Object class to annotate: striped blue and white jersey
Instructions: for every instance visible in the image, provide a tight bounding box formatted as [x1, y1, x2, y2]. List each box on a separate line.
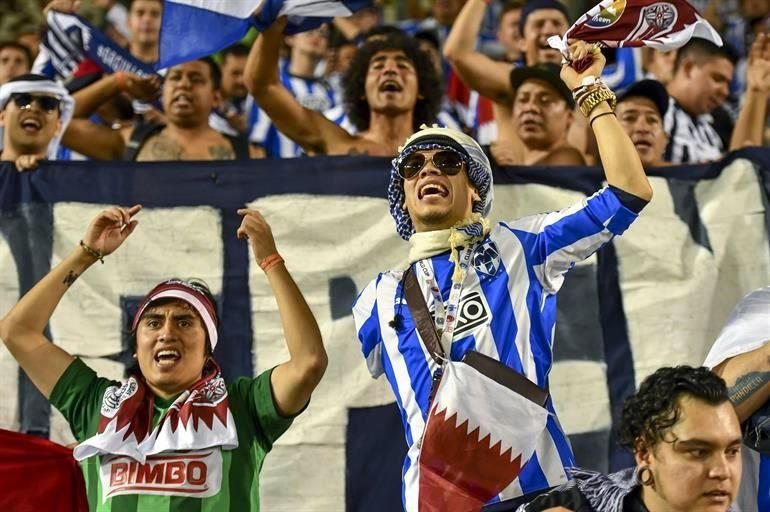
[247, 65, 336, 158]
[353, 187, 639, 510]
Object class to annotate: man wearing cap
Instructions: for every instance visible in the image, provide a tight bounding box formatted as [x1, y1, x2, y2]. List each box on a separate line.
[445, 0, 591, 164]
[0, 205, 327, 511]
[615, 79, 670, 169]
[508, 63, 585, 165]
[353, 41, 653, 509]
[0, 73, 74, 170]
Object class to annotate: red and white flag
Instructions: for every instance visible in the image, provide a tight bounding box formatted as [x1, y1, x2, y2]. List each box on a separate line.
[417, 361, 548, 511]
[548, 0, 722, 57]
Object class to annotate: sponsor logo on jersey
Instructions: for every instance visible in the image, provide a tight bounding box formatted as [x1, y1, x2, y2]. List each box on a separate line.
[453, 291, 491, 338]
[100, 449, 223, 500]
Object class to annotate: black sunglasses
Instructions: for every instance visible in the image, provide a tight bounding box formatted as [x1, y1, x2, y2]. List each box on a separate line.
[10, 93, 61, 113]
[398, 149, 465, 180]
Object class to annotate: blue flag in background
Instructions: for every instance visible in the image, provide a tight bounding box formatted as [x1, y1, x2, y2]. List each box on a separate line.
[158, 0, 374, 69]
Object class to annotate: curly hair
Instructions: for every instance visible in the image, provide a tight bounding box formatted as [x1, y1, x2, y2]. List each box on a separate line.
[342, 35, 442, 132]
[618, 365, 729, 452]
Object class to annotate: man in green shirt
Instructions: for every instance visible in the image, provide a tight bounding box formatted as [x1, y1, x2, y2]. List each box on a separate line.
[0, 204, 328, 511]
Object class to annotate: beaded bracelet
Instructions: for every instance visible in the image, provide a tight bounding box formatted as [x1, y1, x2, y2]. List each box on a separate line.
[80, 240, 105, 264]
[259, 253, 284, 273]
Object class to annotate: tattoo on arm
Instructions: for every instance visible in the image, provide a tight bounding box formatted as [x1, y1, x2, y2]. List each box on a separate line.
[208, 144, 235, 160]
[728, 371, 770, 405]
[63, 270, 79, 287]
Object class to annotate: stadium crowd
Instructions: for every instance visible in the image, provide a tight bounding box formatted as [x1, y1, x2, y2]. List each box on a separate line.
[0, 0, 768, 167]
[1, 1, 770, 512]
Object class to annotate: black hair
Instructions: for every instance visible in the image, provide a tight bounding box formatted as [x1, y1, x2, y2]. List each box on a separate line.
[500, 0, 525, 25]
[673, 39, 739, 72]
[342, 35, 442, 132]
[0, 41, 33, 70]
[197, 56, 222, 90]
[362, 25, 407, 42]
[618, 365, 730, 451]
[414, 29, 440, 52]
[221, 43, 250, 61]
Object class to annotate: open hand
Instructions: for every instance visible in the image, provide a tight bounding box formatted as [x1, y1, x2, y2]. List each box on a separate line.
[560, 40, 606, 90]
[82, 205, 141, 257]
[123, 73, 162, 101]
[747, 33, 770, 95]
[236, 208, 278, 263]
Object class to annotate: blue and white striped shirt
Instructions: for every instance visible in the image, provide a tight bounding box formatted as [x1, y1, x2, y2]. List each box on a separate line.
[353, 187, 639, 510]
[247, 65, 336, 158]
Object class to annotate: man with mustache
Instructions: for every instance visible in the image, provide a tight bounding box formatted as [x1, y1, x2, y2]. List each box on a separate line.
[444, 0, 588, 165]
[615, 79, 669, 169]
[245, 16, 441, 156]
[0, 73, 74, 170]
[62, 58, 257, 161]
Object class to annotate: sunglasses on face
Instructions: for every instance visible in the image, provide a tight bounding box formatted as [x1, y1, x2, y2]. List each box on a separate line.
[397, 150, 465, 180]
[10, 93, 61, 113]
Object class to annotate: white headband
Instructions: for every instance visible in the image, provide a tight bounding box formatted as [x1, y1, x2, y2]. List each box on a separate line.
[0, 79, 75, 159]
[136, 288, 220, 350]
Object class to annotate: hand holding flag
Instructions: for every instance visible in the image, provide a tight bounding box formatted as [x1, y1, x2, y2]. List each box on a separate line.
[548, 0, 723, 69]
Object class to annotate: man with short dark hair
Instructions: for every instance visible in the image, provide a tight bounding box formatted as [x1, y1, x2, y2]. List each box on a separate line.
[616, 79, 669, 169]
[126, 0, 162, 65]
[0, 73, 74, 170]
[212, 44, 250, 136]
[0, 42, 33, 85]
[63, 58, 257, 160]
[506, 63, 585, 165]
[664, 39, 737, 163]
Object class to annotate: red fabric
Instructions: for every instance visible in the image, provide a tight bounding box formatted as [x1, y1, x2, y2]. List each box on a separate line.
[73, 58, 102, 77]
[0, 429, 88, 511]
[567, 0, 719, 49]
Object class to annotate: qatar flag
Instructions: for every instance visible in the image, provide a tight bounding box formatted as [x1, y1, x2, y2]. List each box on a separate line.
[417, 360, 549, 511]
[548, 0, 722, 57]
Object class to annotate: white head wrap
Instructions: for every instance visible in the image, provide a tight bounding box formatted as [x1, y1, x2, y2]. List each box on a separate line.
[0, 75, 75, 159]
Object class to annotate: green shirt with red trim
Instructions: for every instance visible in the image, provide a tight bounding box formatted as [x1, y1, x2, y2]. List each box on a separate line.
[49, 358, 295, 512]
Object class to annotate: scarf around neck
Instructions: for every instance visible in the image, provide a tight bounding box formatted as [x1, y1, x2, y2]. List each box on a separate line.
[73, 359, 238, 463]
[408, 213, 491, 282]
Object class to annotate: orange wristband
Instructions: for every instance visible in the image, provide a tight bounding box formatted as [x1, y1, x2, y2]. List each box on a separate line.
[259, 253, 284, 272]
[115, 71, 127, 92]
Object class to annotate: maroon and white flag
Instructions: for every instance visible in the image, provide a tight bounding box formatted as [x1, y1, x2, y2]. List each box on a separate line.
[417, 361, 548, 511]
[548, 0, 722, 57]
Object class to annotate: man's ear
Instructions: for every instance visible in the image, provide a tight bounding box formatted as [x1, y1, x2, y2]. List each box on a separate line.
[634, 439, 652, 467]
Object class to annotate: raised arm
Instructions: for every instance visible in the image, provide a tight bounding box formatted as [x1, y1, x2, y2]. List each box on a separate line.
[72, 72, 160, 118]
[713, 342, 770, 422]
[245, 17, 348, 154]
[561, 42, 653, 201]
[443, 0, 514, 103]
[61, 118, 128, 160]
[730, 34, 770, 151]
[237, 209, 327, 416]
[0, 205, 141, 398]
